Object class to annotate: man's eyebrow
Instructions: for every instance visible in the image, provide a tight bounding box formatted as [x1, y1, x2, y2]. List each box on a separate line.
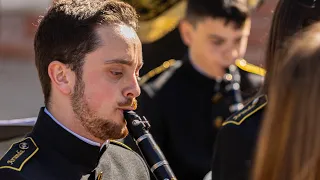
[104, 59, 133, 66]
[104, 59, 144, 69]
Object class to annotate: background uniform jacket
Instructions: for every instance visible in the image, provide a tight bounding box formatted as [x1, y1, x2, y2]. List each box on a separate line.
[125, 55, 265, 180]
[211, 94, 267, 180]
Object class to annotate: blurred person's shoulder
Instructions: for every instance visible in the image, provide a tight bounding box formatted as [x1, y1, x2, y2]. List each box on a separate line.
[222, 94, 267, 129]
[211, 94, 268, 180]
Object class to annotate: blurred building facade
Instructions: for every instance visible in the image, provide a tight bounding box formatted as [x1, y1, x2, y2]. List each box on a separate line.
[0, 0, 279, 63]
[0, 0, 278, 119]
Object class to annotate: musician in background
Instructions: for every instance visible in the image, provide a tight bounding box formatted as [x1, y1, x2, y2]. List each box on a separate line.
[211, 0, 320, 179]
[0, 0, 149, 179]
[123, 0, 188, 75]
[253, 22, 320, 180]
[130, 0, 264, 179]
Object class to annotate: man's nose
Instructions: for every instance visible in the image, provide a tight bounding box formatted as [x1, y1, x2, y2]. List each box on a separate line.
[224, 48, 239, 60]
[123, 76, 141, 98]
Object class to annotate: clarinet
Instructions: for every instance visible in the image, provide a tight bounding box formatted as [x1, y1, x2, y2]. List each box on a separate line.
[123, 110, 177, 180]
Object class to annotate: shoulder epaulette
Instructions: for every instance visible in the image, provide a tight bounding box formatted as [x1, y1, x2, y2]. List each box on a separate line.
[0, 137, 38, 171]
[235, 59, 266, 76]
[222, 95, 268, 126]
[140, 59, 182, 98]
[109, 140, 132, 151]
[139, 59, 177, 85]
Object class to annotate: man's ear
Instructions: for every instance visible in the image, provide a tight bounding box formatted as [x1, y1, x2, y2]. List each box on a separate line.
[179, 19, 194, 46]
[48, 61, 74, 95]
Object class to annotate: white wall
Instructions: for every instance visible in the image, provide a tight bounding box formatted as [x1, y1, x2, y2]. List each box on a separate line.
[0, 0, 51, 12]
[0, 0, 50, 120]
[0, 60, 44, 120]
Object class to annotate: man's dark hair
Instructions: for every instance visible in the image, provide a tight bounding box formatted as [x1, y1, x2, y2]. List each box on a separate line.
[34, 0, 138, 106]
[185, 0, 252, 28]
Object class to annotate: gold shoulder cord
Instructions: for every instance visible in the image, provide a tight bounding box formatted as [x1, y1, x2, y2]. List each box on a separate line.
[139, 59, 176, 85]
[109, 140, 132, 151]
[235, 59, 266, 76]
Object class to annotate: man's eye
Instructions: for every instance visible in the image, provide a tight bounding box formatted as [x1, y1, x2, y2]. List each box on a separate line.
[110, 71, 123, 76]
[212, 40, 224, 46]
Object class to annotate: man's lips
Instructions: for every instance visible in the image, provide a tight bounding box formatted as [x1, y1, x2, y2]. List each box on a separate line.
[118, 99, 138, 112]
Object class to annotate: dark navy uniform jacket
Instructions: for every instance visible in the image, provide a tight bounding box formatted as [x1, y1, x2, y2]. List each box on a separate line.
[211, 94, 267, 180]
[125, 55, 265, 180]
[0, 107, 149, 180]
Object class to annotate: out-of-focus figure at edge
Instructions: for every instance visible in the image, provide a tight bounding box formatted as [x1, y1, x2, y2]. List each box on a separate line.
[211, 0, 320, 180]
[253, 21, 320, 180]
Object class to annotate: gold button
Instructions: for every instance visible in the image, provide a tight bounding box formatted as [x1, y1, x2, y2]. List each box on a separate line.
[214, 116, 224, 128]
[225, 74, 233, 81]
[97, 171, 103, 180]
[212, 93, 223, 103]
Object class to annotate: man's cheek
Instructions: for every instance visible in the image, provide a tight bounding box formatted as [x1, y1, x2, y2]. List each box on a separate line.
[85, 90, 110, 111]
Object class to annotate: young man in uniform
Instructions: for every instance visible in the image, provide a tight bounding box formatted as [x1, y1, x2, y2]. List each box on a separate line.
[131, 0, 265, 179]
[0, 0, 150, 179]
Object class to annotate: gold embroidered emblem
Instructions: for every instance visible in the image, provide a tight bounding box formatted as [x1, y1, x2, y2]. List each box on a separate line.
[0, 137, 38, 171]
[222, 95, 267, 126]
[19, 142, 29, 150]
[7, 150, 25, 165]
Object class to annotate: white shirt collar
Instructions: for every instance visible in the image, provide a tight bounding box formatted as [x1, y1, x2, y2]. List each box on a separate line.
[44, 108, 101, 147]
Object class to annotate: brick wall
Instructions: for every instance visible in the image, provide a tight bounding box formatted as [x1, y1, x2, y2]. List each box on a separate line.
[245, 0, 279, 66]
[0, 0, 278, 66]
[0, 13, 38, 60]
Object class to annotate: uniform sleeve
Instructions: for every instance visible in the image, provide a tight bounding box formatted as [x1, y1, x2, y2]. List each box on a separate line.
[211, 125, 249, 180]
[0, 169, 28, 180]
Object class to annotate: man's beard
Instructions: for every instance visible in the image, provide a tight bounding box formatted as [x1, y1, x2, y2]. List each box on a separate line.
[71, 76, 128, 141]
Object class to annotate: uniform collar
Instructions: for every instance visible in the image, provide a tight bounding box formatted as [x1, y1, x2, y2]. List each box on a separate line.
[44, 108, 101, 147]
[186, 53, 227, 80]
[30, 107, 108, 174]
